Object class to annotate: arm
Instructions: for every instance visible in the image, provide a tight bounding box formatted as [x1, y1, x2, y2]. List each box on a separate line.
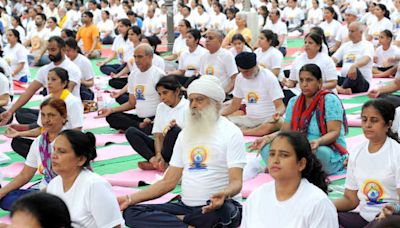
[112, 65, 129, 78]
[311, 120, 341, 149]
[163, 53, 178, 61]
[87, 35, 100, 55]
[81, 78, 94, 87]
[331, 40, 341, 54]
[0, 165, 36, 199]
[23, 38, 31, 48]
[222, 97, 242, 116]
[67, 81, 77, 92]
[154, 133, 164, 158]
[334, 189, 360, 211]
[167, 69, 185, 76]
[7, 127, 41, 138]
[96, 51, 117, 66]
[0, 94, 8, 106]
[322, 79, 337, 90]
[277, 34, 285, 49]
[37, 41, 48, 59]
[271, 68, 281, 77]
[202, 167, 243, 213]
[12, 62, 25, 78]
[285, 79, 297, 88]
[119, 166, 183, 208]
[4, 80, 42, 114]
[225, 74, 237, 94]
[348, 56, 371, 79]
[97, 93, 136, 118]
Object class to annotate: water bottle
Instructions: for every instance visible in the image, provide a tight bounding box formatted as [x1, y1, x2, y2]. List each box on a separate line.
[97, 91, 104, 110]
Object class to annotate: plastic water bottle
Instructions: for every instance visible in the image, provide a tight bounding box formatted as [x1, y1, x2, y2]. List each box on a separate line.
[97, 91, 104, 110]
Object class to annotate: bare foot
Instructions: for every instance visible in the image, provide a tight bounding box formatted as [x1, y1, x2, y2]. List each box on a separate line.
[337, 86, 352, 95]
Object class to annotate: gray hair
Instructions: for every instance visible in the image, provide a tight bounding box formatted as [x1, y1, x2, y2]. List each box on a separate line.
[349, 21, 364, 32]
[135, 43, 154, 57]
[236, 12, 248, 21]
[206, 29, 224, 41]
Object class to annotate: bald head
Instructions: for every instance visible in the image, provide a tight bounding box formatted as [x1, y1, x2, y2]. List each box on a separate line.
[348, 22, 364, 43]
[134, 43, 153, 72]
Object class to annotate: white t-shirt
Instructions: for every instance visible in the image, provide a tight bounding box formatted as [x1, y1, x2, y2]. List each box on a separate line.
[35, 58, 82, 98]
[332, 40, 374, 83]
[152, 97, 189, 134]
[282, 7, 304, 29]
[47, 169, 124, 228]
[254, 47, 283, 79]
[72, 54, 95, 82]
[199, 48, 238, 90]
[368, 18, 393, 46]
[233, 68, 284, 119]
[307, 7, 323, 26]
[26, 27, 50, 54]
[0, 73, 10, 109]
[242, 179, 338, 228]
[0, 57, 12, 96]
[263, 20, 288, 48]
[127, 65, 164, 118]
[335, 25, 349, 44]
[15, 25, 26, 43]
[48, 27, 62, 38]
[178, 45, 208, 77]
[345, 137, 400, 222]
[97, 19, 115, 39]
[37, 93, 83, 130]
[3, 43, 30, 80]
[320, 20, 342, 49]
[391, 10, 400, 35]
[172, 35, 188, 58]
[209, 12, 227, 30]
[170, 116, 247, 206]
[142, 16, 162, 36]
[111, 35, 133, 63]
[374, 45, 399, 68]
[229, 45, 252, 57]
[223, 19, 237, 34]
[289, 52, 338, 94]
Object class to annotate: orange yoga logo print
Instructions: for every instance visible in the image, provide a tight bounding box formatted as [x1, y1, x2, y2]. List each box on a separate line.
[362, 179, 385, 205]
[134, 85, 145, 100]
[247, 91, 259, 104]
[206, 65, 215, 75]
[189, 146, 208, 170]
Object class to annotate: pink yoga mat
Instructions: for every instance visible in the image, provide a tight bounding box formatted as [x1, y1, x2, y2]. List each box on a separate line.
[328, 174, 346, 181]
[244, 136, 260, 143]
[95, 134, 126, 146]
[112, 186, 178, 204]
[95, 145, 136, 161]
[0, 162, 25, 178]
[338, 92, 368, 99]
[0, 216, 11, 224]
[104, 169, 164, 187]
[241, 173, 273, 198]
[82, 116, 110, 130]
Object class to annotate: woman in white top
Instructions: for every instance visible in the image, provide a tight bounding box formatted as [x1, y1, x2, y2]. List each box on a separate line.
[306, 0, 323, 29]
[368, 4, 393, 47]
[242, 131, 338, 228]
[285, 32, 338, 96]
[334, 99, 400, 227]
[210, 2, 226, 30]
[46, 17, 62, 38]
[3, 29, 30, 82]
[0, 98, 67, 211]
[164, 19, 191, 62]
[48, 130, 123, 228]
[171, 29, 207, 86]
[361, 2, 378, 29]
[319, 7, 342, 51]
[195, 4, 210, 33]
[373, 30, 399, 78]
[98, 10, 115, 45]
[11, 15, 25, 43]
[223, 7, 237, 35]
[126, 76, 188, 171]
[229, 33, 252, 57]
[254, 29, 283, 78]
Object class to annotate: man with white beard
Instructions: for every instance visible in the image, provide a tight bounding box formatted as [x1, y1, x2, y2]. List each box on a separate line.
[118, 76, 247, 228]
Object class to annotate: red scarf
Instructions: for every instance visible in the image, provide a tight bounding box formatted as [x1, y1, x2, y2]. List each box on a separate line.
[291, 90, 348, 155]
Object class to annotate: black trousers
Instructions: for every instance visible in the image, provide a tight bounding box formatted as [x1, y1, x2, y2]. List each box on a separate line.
[109, 77, 128, 89]
[378, 93, 400, 108]
[80, 85, 94, 100]
[116, 93, 129, 105]
[341, 69, 370, 93]
[106, 112, 154, 134]
[15, 108, 39, 125]
[125, 125, 181, 162]
[11, 137, 33, 158]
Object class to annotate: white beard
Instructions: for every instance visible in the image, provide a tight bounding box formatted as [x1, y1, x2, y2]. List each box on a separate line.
[183, 104, 220, 140]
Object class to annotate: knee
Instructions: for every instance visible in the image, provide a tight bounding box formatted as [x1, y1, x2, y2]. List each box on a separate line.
[105, 113, 118, 124]
[125, 127, 141, 139]
[122, 205, 146, 227]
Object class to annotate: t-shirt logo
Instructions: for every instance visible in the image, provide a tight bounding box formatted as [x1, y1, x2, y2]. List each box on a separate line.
[5, 57, 11, 65]
[134, 84, 145, 100]
[362, 179, 385, 205]
[206, 65, 215, 75]
[31, 36, 41, 50]
[247, 91, 259, 104]
[396, 18, 400, 29]
[324, 31, 331, 38]
[189, 146, 208, 170]
[344, 54, 356, 63]
[117, 47, 124, 61]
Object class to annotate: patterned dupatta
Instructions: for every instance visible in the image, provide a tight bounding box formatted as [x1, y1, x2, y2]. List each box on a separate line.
[291, 89, 349, 155]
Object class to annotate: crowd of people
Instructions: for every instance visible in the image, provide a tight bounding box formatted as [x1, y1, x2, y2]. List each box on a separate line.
[0, 0, 398, 227]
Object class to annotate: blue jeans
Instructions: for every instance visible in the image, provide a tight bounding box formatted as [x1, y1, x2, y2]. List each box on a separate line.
[0, 188, 38, 211]
[123, 199, 242, 228]
[28, 55, 50, 67]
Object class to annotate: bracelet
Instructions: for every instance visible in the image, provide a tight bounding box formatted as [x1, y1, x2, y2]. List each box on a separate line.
[126, 194, 132, 204]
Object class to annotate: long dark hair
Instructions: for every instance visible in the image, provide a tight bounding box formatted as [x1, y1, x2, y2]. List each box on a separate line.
[231, 33, 252, 50]
[272, 131, 329, 193]
[305, 29, 325, 53]
[377, 3, 390, 20]
[260, 29, 279, 47]
[324, 6, 338, 21]
[8, 29, 21, 43]
[362, 99, 399, 143]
